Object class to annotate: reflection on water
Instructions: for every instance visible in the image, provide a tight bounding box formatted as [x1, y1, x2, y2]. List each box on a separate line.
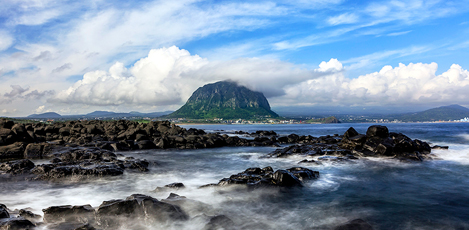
[1, 123, 469, 229]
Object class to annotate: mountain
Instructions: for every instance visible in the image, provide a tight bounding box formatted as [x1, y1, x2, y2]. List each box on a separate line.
[398, 104, 469, 122]
[86, 111, 117, 117]
[27, 112, 62, 119]
[24, 111, 173, 119]
[168, 81, 279, 119]
[84, 111, 173, 118]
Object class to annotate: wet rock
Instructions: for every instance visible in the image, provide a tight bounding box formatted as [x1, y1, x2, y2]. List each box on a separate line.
[298, 159, 321, 165]
[366, 125, 389, 139]
[32, 163, 124, 180]
[343, 127, 359, 139]
[24, 143, 51, 159]
[211, 166, 318, 188]
[0, 217, 36, 230]
[334, 219, 374, 230]
[166, 182, 185, 189]
[0, 204, 9, 219]
[95, 194, 188, 228]
[0, 119, 14, 129]
[431, 145, 449, 150]
[287, 167, 320, 181]
[43, 205, 95, 224]
[0, 142, 26, 159]
[18, 209, 41, 222]
[203, 215, 235, 230]
[0, 159, 35, 174]
[317, 156, 350, 163]
[162, 193, 215, 217]
[272, 169, 303, 187]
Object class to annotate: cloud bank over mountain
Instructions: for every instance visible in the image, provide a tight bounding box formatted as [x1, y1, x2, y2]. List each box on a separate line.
[53, 46, 469, 112]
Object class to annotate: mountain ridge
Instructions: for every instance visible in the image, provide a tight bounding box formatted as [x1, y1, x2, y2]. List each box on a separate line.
[168, 81, 279, 119]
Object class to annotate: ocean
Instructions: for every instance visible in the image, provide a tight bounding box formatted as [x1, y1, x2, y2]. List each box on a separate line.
[1, 123, 469, 229]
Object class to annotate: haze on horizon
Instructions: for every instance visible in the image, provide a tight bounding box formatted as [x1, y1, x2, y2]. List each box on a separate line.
[1, 0, 469, 117]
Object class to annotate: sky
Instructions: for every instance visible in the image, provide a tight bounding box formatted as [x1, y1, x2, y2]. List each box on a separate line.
[1, 0, 469, 116]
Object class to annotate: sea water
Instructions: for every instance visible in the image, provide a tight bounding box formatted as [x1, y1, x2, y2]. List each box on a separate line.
[1, 123, 469, 229]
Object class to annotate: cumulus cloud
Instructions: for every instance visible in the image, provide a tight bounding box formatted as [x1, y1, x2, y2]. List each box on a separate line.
[55, 46, 469, 109]
[54, 46, 209, 106]
[275, 62, 469, 107]
[54, 46, 339, 106]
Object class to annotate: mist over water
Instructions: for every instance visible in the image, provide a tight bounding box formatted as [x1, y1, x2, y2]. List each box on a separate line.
[2, 123, 469, 229]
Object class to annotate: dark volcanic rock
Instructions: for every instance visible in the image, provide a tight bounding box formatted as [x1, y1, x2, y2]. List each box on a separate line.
[0, 142, 26, 159]
[43, 205, 95, 224]
[0, 204, 9, 219]
[95, 194, 188, 228]
[18, 209, 41, 222]
[28, 147, 149, 181]
[366, 125, 389, 139]
[334, 219, 374, 230]
[209, 166, 319, 188]
[0, 217, 36, 230]
[0, 159, 35, 174]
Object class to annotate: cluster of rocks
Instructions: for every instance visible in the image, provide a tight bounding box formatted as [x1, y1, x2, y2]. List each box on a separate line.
[201, 166, 319, 188]
[0, 119, 287, 161]
[266, 125, 436, 162]
[0, 204, 37, 229]
[0, 193, 239, 230]
[0, 147, 149, 181]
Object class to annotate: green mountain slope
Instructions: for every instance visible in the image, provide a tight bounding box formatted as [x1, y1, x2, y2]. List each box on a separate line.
[168, 81, 279, 119]
[398, 104, 469, 121]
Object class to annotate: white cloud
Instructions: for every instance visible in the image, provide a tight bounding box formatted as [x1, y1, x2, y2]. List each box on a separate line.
[275, 62, 469, 107]
[327, 13, 359, 25]
[386, 30, 412, 36]
[0, 30, 14, 51]
[54, 46, 209, 106]
[54, 46, 338, 106]
[34, 105, 46, 114]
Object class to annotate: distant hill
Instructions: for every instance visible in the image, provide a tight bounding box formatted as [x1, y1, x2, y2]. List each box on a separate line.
[27, 112, 62, 119]
[25, 111, 172, 119]
[398, 104, 469, 122]
[305, 116, 341, 124]
[168, 81, 279, 119]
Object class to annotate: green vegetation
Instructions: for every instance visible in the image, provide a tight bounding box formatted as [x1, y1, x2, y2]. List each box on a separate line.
[168, 81, 279, 119]
[304, 116, 340, 124]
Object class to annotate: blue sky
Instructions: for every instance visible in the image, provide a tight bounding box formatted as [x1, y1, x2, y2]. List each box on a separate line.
[1, 0, 469, 116]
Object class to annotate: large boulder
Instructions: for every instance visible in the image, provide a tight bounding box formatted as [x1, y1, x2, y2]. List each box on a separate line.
[213, 166, 319, 188]
[0, 204, 9, 219]
[43, 205, 95, 224]
[0, 119, 14, 129]
[0, 142, 26, 159]
[366, 125, 389, 139]
[0, 217, 36, 230]
[24, 143, 51, 159]
[95, 194, 188, 228]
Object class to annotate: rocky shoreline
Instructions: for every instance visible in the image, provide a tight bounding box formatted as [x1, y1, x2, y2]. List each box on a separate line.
[0, 118, 444, 229]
